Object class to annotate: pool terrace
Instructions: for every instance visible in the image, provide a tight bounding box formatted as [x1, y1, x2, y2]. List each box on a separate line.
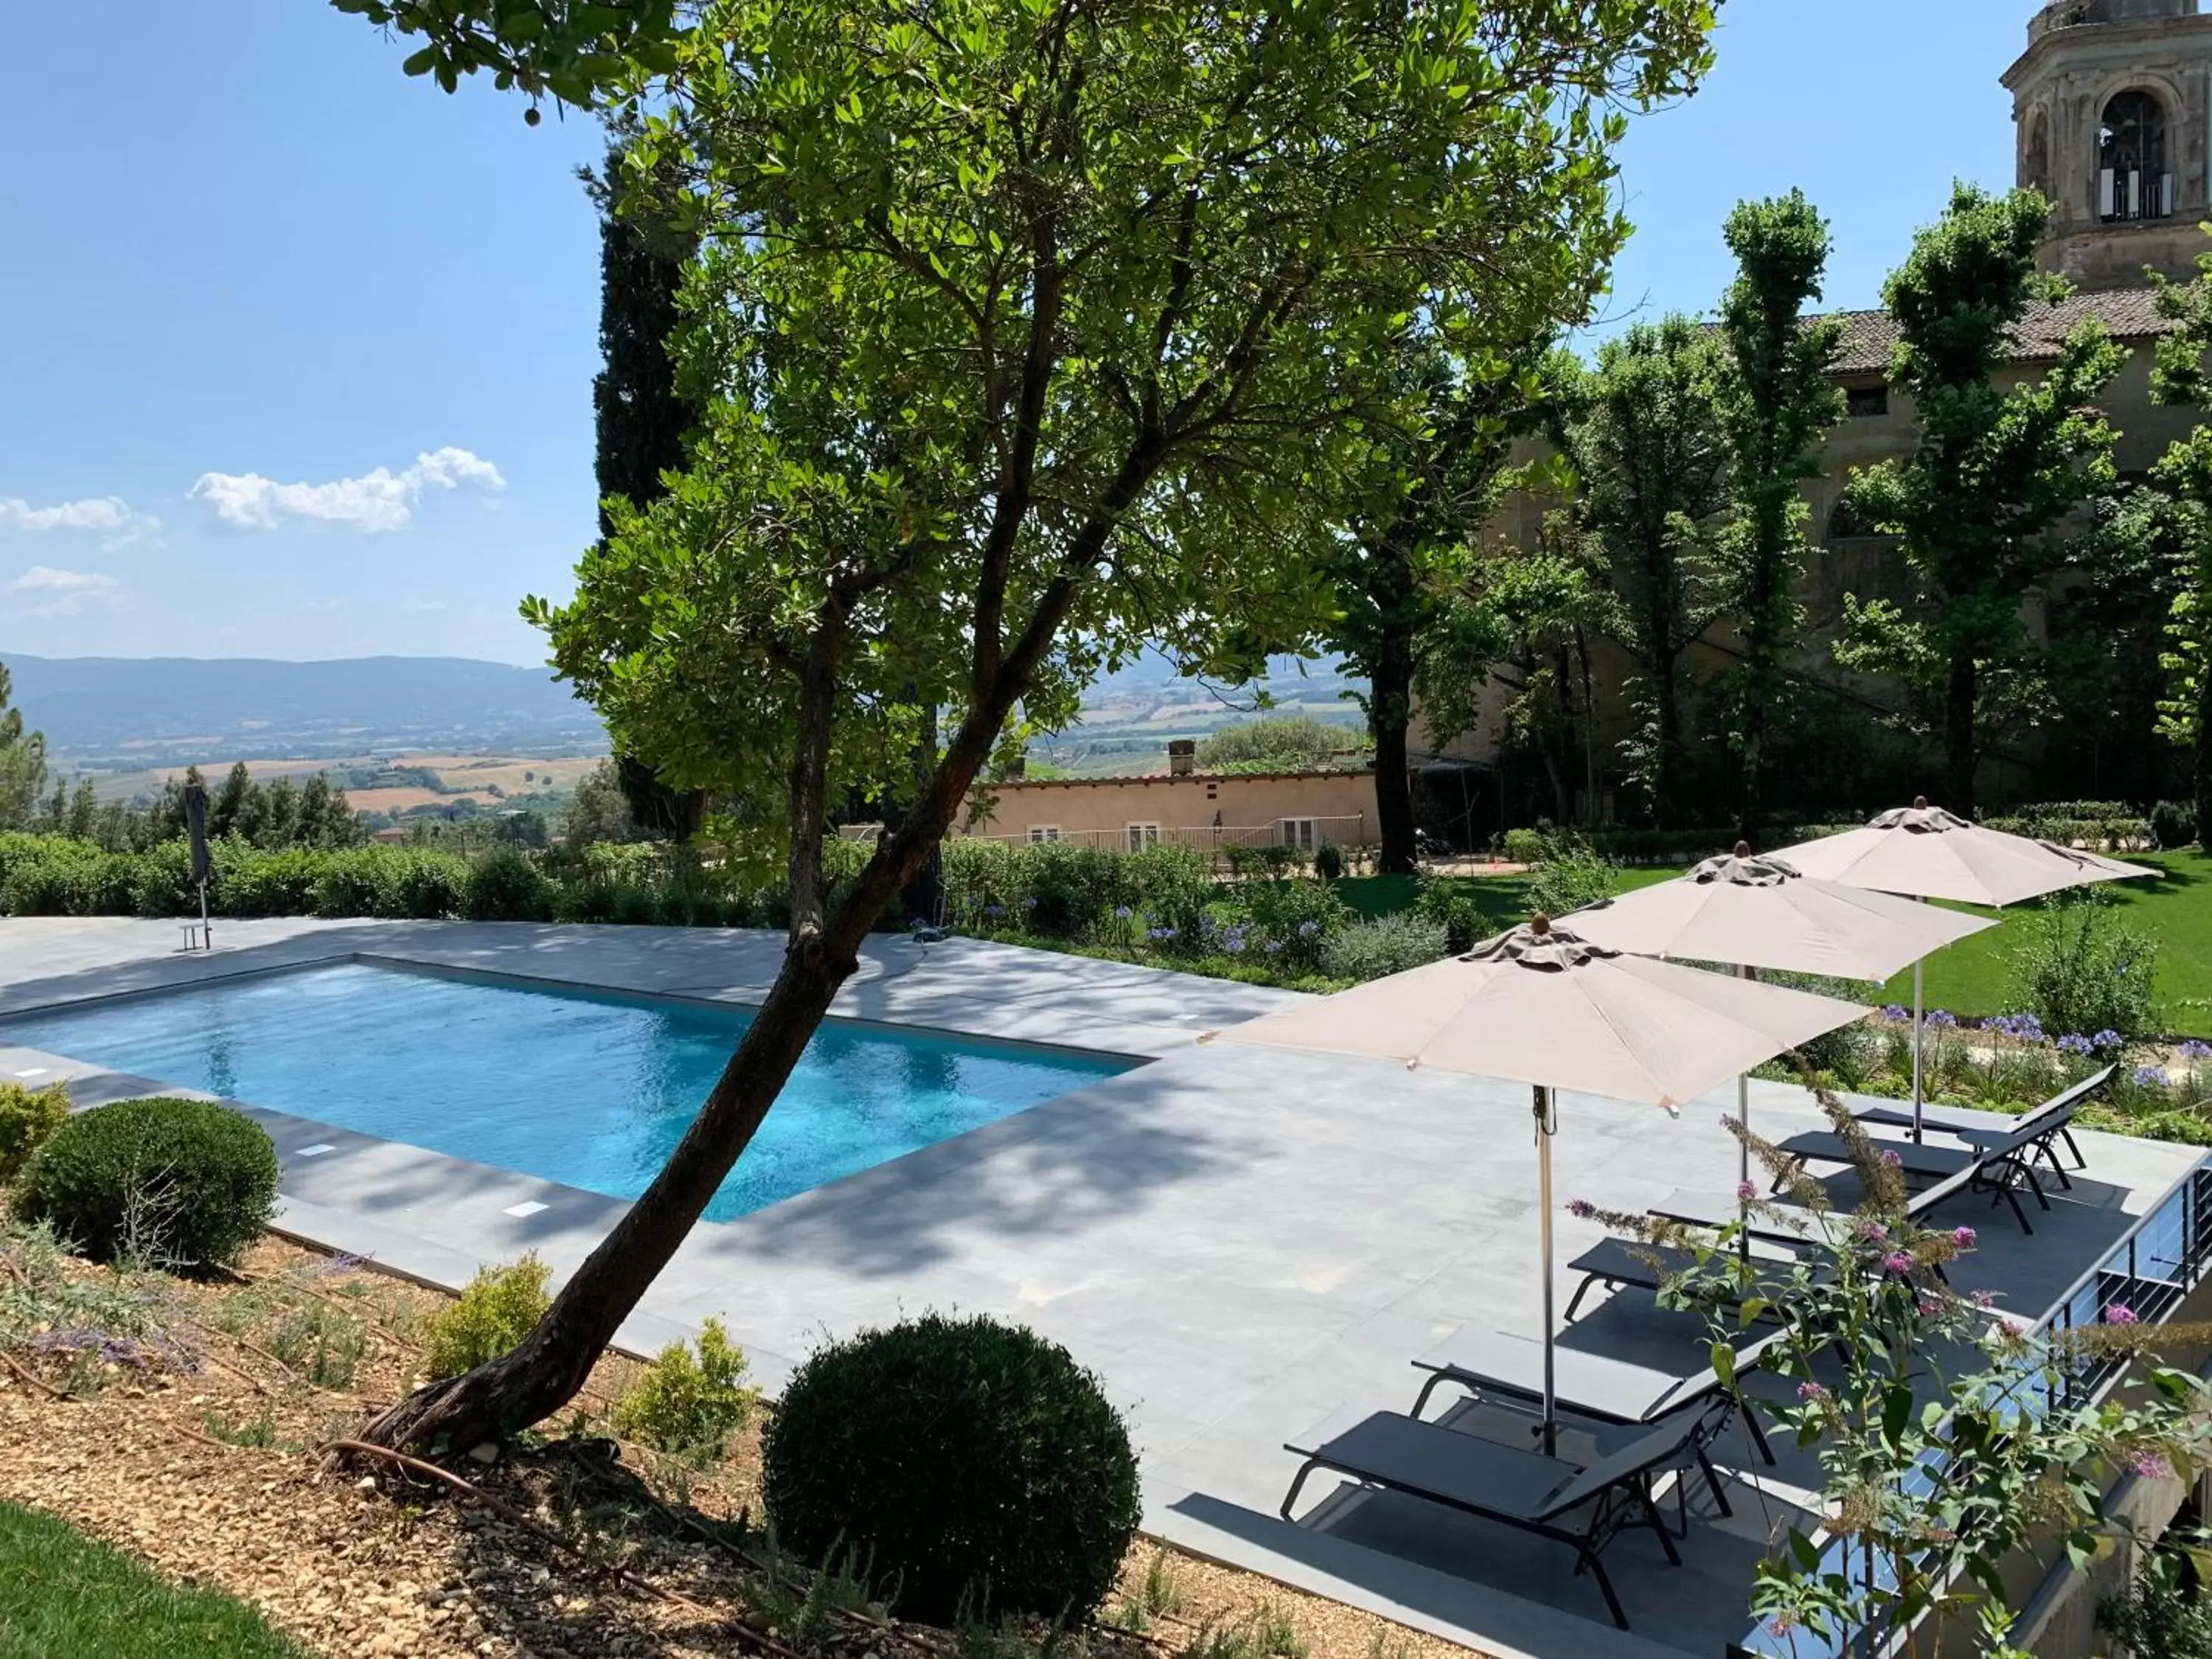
[1, 915, 2202, 1659]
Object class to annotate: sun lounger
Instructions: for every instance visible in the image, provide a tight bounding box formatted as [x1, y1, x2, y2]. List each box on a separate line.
[1773, 1091, 2090, 1234]
[1408, 1325, 1777, 1468]
[1562, 1234, 1806, 1324]
[1850, 1065, 2112, 1180]
[1280, 1408, 1697, 1628]
[1650, 1147, 1988, 1242]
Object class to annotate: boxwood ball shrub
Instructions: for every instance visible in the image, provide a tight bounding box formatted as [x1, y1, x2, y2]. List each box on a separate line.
[762, 1313, 1139, 1624]
[14, 1096, 278, 1267]
[0, 1080, 72, 1183]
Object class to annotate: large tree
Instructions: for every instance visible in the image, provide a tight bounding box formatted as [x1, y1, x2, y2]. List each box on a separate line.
[356, 0, 1717, 1455]
[1321, 341, 1559, 872]
[1565, 315, 1731, 827]
[0, 662, 47, 831]
[333, 0, 681, 109]
[2150, 229, 2212, 842]
[1711, 191, 1842, 841]
[1834, 184, 2125, 813]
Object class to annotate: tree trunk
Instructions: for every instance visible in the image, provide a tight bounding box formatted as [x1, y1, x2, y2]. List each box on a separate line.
[1652, 654, 1681, 829]
[353, 939, 859, 1454]
[1944, 646, 1978, 815]
[1369, 618, 1418, 875]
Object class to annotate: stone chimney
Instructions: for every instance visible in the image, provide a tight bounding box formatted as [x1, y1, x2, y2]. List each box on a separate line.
[1167, 740, 1197, 776]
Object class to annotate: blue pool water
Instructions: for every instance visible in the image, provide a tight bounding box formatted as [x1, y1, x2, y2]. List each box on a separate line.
[0, 964, 1133, 1220]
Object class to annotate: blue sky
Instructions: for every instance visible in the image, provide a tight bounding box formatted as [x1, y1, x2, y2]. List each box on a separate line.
[0, 1, 2025, 667]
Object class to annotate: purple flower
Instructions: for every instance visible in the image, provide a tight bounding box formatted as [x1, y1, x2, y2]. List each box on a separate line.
[1879, 1148, 1904, 1168]
[2135, 1065, 2169, 1088]
[2183, 1040, 2212, 1062]
[1952, 1226, 1978, 1250]
[1795, 1381, 1829, 1402]
[1918, 1294, 1943, 1317]
[1882, 1004, 1910, 1022]
[1883, 1251, 1916, 1276]
[1927, 1009, 1958, 1030]
[2058, 1033, 2093, 1056]
[1263, 940, 1283, 955]
[1567, 1198, 1596, 1219]
[2107, 1303, 2140, 1326]
[1113, 904, 1133, 919]
[1020, 897, 1037, 910]
[1146, 926, 1178, 942]
[1859, 1220, 1890, 1242]
[2008, 1014, 2045, 1043]
[2129, 1451, 2176, 1481]
[1735, 1180, 1757, 1203]
[1969, 1288, 1997, 1308]
[983, 903, 1007, 919]
[2093, 1029, 2125, 1051]
[1297, 919, 1321, 938]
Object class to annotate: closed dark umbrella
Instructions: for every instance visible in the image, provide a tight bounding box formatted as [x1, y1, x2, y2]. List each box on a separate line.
[182, 777, 212, 947]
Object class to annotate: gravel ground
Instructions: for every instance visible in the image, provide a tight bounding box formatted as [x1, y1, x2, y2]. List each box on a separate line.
[0, 1234, 1481, 1659]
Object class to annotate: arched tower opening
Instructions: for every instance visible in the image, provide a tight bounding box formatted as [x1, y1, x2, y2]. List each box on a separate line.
[2098, 88, 2174, 221]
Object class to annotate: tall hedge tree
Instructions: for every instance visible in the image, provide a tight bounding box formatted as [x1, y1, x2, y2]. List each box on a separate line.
[355, 0, 1717, 1455]
[1565, 315, 1731, 827]
[1834, 184, 2125, 813]
[1713, 191, 1843, 842]
[0, 663, 47, 831]
[2150, 231, 2212, 843]
[590, 150, 709, 841]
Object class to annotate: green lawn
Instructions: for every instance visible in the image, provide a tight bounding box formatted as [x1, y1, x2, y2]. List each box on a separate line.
[1345, 851, 2212, 1034]
[0, 1503, 308, 1659]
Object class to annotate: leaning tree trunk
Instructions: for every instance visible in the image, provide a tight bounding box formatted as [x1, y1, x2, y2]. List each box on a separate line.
[1944, 647, 1978, 816]
[1368, 619, 1419, 876]
[355, 939, 861, 1454]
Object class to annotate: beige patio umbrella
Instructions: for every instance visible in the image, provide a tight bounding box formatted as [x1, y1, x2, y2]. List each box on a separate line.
[1567, 844, 1997, 1178]
[1778, 799, 2155, 1130]
[1205, 917, 1868, 1453]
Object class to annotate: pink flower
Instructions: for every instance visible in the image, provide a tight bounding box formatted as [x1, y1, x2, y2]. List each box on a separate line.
[1952, 1226, 1977, 1249]
[1884, 1251, 1916, 1276]
[1736, 1180, 1757, 1203]
[1797, 1381, 1829, 1401]
[1918, 1295, 1943, 1317]
[1859, 1220, 1889, 1242]
[1879, 1149, 1904, 1168]
[2129, 1451, 2175, 1481]
[2107, 1304, 2141, 1326]
[1969, 1289, 1997, 1308]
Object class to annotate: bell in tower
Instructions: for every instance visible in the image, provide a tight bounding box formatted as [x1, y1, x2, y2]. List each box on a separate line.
[2004, 0, 2212, 289]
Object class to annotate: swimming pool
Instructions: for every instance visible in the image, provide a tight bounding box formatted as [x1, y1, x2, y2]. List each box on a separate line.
[0, 963, 1135, 1220]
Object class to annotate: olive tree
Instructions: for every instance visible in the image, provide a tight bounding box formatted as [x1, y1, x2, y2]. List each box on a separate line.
[358, 0, 1717, 1455]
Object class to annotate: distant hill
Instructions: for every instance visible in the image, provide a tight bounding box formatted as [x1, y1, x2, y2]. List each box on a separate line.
[1, 654, 606, 770]
[1031, 651, 1368, 776]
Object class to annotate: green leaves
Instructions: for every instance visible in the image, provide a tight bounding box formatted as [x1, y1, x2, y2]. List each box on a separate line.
[335, 0, 681, 111]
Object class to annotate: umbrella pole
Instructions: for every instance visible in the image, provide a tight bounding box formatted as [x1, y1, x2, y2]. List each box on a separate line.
[1911, 956, 1924, 1141]
[198, 879, 211, 952]
[1534, 1082, 1557, 1458]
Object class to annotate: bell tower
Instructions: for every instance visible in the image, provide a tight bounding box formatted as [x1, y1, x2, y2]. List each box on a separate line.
[2004, 0, 2212, 289]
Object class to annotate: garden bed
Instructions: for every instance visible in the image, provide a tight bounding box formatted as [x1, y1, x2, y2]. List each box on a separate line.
[0, 1225, 1475, 1659]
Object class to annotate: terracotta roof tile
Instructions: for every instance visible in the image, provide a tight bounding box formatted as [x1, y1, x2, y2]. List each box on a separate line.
[1826, 285, 2176, 376]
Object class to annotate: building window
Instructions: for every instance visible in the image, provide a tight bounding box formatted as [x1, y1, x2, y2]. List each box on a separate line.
[1126, 822, 1161, 851]
[1027, 825, 1062, 844]
[1280, 817, 1317, 852]
[1846, 384, 1888, 419]
[2099, 90, 2172, 223]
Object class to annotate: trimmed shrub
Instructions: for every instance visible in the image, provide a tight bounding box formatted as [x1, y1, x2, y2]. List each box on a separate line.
[463, 847, 554, 922]
[14, 1097, 278, 1267]
[2152, 799, 2198, 851]
[1320, 913, 1448, 982]
[0, 1080, 71, 1183]
[1523, 827, 1616, 919]
[422, 1254, 551, 1380]
[611, 1318, 758, 1458]
[762, 1313, 1139, 1624]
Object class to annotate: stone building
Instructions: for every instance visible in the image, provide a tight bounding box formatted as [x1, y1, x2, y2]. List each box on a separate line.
[1421, 0, 2210, 823]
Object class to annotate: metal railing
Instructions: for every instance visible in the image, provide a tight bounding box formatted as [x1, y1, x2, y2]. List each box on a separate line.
[1726, 1154, 2212, 1658]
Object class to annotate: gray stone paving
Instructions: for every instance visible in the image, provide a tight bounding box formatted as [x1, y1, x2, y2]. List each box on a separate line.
[0, 916, 2199, 1658]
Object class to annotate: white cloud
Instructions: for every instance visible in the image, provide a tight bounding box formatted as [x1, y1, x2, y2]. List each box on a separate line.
[7, 566, 125, 618]
[0, 495, 161, 551]
[189, 446, 506, 534]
